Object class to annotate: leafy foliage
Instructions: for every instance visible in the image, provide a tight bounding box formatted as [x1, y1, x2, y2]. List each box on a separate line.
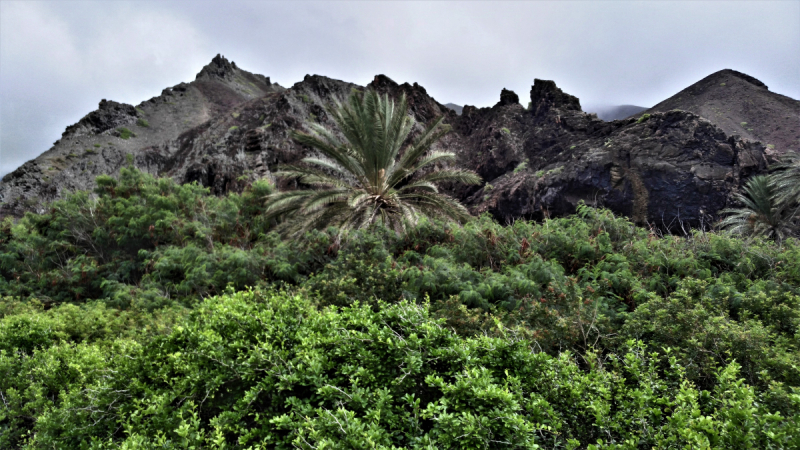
[0, 167, 275, 306]
[720, 152, 800, 242]
[771, 151, 800, 223]
[719, 175, 796, 243]
[3, 290, 798, 449]
[265, 89, 480, 237]
[2, 169, 800, 447]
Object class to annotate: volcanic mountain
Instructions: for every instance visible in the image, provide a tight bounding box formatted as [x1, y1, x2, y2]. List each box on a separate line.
[637, 69, 800, 157]
[1, 56, 793, 231]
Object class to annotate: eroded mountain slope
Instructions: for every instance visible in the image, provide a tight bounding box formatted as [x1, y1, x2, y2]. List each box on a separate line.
[638, 69, 799, 156]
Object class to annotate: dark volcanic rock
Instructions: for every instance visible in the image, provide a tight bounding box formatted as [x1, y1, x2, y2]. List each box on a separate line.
[0, 55, 279, 218]
[530, 79, 582, 115]
[368, 75, 456, 124]
[498, 89, 520, 106]
[457, 83, 768, 230]
[62, 100, 138, 138]
[196, 54, 238, 81]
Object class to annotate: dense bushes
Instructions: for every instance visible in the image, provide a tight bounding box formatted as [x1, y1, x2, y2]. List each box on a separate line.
[1, 168, 799, 447]
[2, 290, 798, 449]
[0, 167, 274, 305]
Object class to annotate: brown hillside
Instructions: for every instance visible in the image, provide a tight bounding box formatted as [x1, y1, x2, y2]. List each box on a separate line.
[639, 69, 800, 156]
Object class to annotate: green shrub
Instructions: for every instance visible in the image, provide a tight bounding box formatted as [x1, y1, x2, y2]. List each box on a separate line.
[136, 118, 149, 128]
[3, 170, 800, 447]
[117, 127, 135, 139]
[4, 290, 797, 448]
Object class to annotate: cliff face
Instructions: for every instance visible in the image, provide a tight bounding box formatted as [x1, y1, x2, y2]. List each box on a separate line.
[442, 79, 768, 229]
[1, 57, 789, 231]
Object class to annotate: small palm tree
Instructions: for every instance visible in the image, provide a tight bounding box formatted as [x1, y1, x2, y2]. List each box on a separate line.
[264, 89, 480, 237]
[771, 151, 800, 224]
[718, 175, 794, 243]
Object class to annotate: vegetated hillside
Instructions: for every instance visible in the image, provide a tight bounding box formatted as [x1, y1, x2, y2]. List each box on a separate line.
[1, 168, 799, 448]
[638, 69, 800, 156]
[589, 104, 648, 121]
[2, 58, 790, 230]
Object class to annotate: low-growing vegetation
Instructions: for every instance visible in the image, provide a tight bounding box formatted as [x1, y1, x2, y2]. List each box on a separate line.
[1, 166, 799, 448]
[117, 127, 135, 139]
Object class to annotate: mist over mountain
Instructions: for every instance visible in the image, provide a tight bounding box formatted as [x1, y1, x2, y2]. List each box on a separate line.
[2, 56, 796, 231]
[444, 103, 463, 115]
[587, 105, 649, 121]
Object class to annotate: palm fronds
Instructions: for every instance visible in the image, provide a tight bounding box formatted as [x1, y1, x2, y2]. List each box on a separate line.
[265, 89, 481, 237]
[719, 175, 795, 243]
[770, 151, 800, 222]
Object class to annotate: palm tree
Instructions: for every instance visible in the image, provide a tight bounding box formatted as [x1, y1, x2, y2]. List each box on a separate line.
[771, 151, 800, 224]
[264, 89, 480, 237]
[718, 175, 795, 243]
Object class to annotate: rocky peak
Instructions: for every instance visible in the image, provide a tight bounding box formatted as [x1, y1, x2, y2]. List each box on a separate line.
[369, 74, 400, 91]
[497, 88, 520, 107]
[61, 99, 137, 138]
[529, 79, 581, 115]
[718, 69, 767, 89]
[367, 75, 451, 123]
[196, 54, 238, 81]
[294, 74, 358, 99]
[640, 68, 798, 155]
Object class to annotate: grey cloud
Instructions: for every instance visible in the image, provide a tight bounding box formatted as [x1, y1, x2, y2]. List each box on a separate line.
[2, 0, 798, 177]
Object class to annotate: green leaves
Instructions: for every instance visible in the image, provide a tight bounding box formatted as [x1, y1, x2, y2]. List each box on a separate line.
[2, 168, 800, 448]
[4, 290, 797, 448]
[720, 152, 800, 243]
[267, 89, 480, 237]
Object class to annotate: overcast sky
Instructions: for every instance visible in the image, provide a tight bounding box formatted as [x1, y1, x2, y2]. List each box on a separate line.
[1, 0, 799, 177]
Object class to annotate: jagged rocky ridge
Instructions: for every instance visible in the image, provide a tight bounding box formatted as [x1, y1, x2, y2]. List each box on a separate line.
[2, 56, 795, 230]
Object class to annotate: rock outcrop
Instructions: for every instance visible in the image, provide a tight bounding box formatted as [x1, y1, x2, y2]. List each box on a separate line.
[61, 100, 138, 138]
[447, 80, 770, 229]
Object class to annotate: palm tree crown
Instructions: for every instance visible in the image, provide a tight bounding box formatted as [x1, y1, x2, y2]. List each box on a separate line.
[264, 89, 480, 236]
[771, 151, 800, 224]
[718, 174, 795, 243]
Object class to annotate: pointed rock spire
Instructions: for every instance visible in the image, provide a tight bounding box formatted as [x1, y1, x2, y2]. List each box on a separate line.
[196, 54, 238, 81]
[529, 79, 581, 115]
